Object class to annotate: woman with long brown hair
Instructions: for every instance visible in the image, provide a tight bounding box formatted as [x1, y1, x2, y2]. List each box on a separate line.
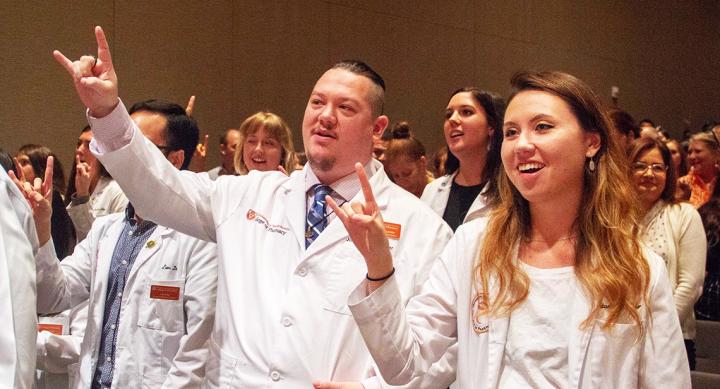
[330, 71, 689, 387]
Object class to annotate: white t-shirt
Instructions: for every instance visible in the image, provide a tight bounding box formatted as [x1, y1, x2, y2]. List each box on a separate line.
[498, 263, 577, 389]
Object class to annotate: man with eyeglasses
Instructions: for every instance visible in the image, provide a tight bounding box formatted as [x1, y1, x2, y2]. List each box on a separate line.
[22, 99, 217, 388]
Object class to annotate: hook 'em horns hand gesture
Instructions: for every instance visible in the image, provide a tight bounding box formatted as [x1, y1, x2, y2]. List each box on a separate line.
[54, 26, 119, 118]
[326, 163, 394, 291]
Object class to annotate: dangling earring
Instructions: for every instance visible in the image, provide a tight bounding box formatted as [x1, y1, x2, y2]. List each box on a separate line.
[588, 158, 596, 172]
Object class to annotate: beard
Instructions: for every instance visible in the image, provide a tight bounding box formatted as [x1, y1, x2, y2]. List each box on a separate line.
[307, 152, 336, 173]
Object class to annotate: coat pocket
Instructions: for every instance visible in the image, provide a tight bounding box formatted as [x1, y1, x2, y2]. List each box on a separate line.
[137, 278, 185, 333]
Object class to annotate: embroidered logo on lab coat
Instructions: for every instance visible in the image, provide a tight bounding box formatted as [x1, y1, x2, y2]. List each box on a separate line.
[472, 294, 489, 334]
[246, 208, 289, 235]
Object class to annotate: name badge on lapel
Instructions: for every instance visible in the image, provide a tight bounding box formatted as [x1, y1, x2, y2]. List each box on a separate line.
[150, 285, 181, 300]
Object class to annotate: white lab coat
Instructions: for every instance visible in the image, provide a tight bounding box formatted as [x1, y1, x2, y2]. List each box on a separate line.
[349, 218, 691, 389]
[66, 176, 128, 240]
[89, 102, 454, 388]
[420, 172, 490, 224]
[36, 302, 89, 389]
[0, 168, 38, 389]
[35, 213, 217, 388]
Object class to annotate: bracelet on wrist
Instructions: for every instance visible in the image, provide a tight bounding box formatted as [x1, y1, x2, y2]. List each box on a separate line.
[366, 267, 395, 282]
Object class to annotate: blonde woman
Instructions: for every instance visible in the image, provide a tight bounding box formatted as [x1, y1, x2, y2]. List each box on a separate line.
[233, 111, 297, 175]
[330, 71, 689, 387]
[677, 131, 720, 208]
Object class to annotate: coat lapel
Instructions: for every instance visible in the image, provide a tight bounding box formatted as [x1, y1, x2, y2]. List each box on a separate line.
[282, 169, 309, 252]
[126, 226, 169, 285]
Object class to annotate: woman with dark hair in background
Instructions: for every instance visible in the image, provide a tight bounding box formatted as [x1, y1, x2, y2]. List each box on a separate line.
[383, 121, 432, 198]
[628, 137, 706, 369]
[16, 144, 76, 258]
[665, 138, 689, 178]
[66, 125, 128, 240]
[696, 182, 720, 321]
[421, 87, 506, 231]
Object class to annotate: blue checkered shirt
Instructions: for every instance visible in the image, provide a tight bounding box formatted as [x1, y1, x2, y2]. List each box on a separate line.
[92, 204, 157, 389]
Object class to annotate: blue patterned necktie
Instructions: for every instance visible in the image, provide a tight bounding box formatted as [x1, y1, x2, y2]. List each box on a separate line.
[305, 184, 332, 248]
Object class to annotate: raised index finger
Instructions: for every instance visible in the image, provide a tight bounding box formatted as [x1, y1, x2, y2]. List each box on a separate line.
[42, 156, 54, 196]
[354, 162, 377, 209]
[95, 26, 113, 65]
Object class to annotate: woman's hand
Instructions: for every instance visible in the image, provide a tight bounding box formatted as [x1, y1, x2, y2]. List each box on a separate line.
[74, 155, 93, 197]
[9, 157, 54, 246]
[327, 163, 393, 292]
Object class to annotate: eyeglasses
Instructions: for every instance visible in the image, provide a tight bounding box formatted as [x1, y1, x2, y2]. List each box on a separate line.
[632, 162, 667, 174]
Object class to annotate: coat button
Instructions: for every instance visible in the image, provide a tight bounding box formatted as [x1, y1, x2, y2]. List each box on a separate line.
[282, 317, 292, 327]
[270, 371, 281, 381]
[297, 267, 308, 277]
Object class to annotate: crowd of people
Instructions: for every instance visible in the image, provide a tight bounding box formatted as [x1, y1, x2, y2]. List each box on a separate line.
[1, 25, 719, 388]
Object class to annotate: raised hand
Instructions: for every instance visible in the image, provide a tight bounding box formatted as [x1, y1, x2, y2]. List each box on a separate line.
[53, 26, 118, 118]
[74, 155, 93, 197]
[9, 157, 54, 245]
[312, 380, 365, 389]
[188, 134, 209, 172]
[326, 163, 393, 288]
[185, 95, 196, 116]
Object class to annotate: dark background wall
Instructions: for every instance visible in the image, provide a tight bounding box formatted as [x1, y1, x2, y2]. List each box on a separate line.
[1, 0, 719, 172]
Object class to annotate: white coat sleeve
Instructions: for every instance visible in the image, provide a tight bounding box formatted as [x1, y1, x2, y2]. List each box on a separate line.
[35, 218, 102, 314]
[639, 254, 691, 388]
[672, 205, 706, 322]
[161, 239, 218, 388]
[88, 101, 220, 242]
[348, 229, 465, 385]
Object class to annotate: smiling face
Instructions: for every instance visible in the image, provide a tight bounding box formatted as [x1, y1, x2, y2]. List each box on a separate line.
[242, 127, 283, 172]
[501, 90, 600, 206]
[631, 147, 667, 208]
[302, 68, 387, 183]
[443, 91, 493, 160]
[687, 139, 720, 179]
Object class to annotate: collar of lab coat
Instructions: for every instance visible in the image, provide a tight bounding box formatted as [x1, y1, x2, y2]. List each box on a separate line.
[484, 242, 592, 389]
[94, 222, 174, 307]
[281, 159, 390, 257]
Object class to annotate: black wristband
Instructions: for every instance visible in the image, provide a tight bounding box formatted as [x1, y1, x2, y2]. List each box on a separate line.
[366, 267, 395, 282]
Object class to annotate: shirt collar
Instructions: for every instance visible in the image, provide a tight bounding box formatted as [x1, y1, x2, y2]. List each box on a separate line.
[124, 203, 157, 229]
[304, 160, 378, 202]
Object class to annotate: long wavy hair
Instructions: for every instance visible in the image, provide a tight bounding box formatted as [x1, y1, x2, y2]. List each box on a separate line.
[474, 71, 649, 334]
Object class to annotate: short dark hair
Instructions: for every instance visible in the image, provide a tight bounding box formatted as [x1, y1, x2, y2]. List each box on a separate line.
[128, 99, 199, 170]
[219, 128, 239, 145]
[639, 118, 655, 127]
[330, 60, 385, 117]
[608, 108, 640, 138]
[0, 147, 13, 172]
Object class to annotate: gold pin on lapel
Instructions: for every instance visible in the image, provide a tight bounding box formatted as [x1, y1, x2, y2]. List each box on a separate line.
[146, 240, 156, 249]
